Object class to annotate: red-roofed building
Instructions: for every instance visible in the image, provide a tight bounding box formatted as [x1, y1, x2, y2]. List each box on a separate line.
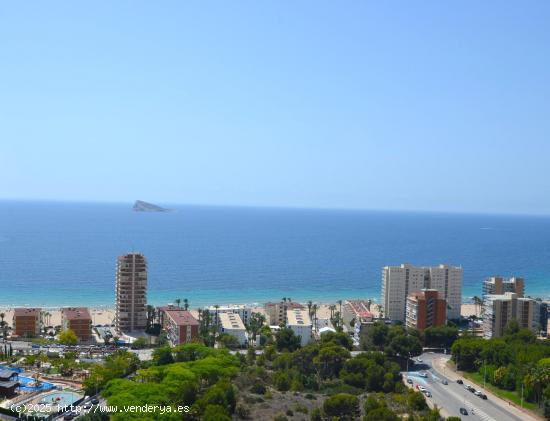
[406, 289, 446, 330]
[158, 307, 199, 346]
[61, 307, 92, 342]
[13, 308, 41, 337]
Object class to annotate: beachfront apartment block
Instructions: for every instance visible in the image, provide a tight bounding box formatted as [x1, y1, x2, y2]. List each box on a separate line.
[482, 292, 537, 338]
[61, 307, 92, 342]
[381, 263, 462, 322]
[206, 304, 252, 326]
[286, 309, 312, 347]
[159, 307, 199, 346]
[219, 312, 247, 346]
[115, 252, 148, 333]
[405, 289, 446, 330]
[342, 300, 375, 340]
[482, 276, 524, 299]
[12, 308, 41, 338]
[265, 301, 305, 325]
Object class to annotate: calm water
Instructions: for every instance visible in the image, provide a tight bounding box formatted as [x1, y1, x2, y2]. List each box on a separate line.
[1, 200, 549, 308]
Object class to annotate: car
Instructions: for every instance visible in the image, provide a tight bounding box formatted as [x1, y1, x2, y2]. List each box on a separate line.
[468, 386, 476, 393]
[424, 391, 432, 397]
[82, 403, 92, 410]
[480, 394, 488, 400]
[419, 372, 428, 378]
[474, 390, 482, 396]
[63, 413, 77, 420]
[460, 407, 469, 415]
[417, 358, 423, 362]
[91, 397, 100, 405]
[456, 379, 463, 384]
[418, 386, 426, 392]
[442, 379, 448, 385]
[407, 378, 413, 384]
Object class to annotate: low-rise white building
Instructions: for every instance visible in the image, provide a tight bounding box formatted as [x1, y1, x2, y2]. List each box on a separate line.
[219, 312, 247, 346]
[287, 309, 312, 347]
[206, 305, 252, 326]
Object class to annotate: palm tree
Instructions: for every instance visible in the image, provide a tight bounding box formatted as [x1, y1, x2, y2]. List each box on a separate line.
[183, 299, 189, 311]
[307, 300, 313, 319]
[329, 305, 336, 320]
[214, 305, 220, 326]
[175, 298, 181, 308]
[312, 304, 319, 331]
[472, 296, 483, 317]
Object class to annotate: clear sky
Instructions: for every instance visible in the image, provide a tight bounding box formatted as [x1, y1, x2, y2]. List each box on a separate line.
[1, 1, 549, 214]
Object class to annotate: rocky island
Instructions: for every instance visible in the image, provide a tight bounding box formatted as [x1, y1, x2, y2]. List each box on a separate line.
[133, 200, 170, 212]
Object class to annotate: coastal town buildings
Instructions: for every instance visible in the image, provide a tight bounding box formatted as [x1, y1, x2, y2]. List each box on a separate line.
[61, 307, 92, 342]
[286, 309, 312, 347]
[381, 263, 463, 322]
[158, 306, 199, 346]
[206, 304, 252, 326]
[12, 308, 41, 338]
[115, 252, 148, 333]
[342, 300, 375, 342]
[405, 289, 446, 330]
[482, 292, 537, 338]
[482, 276, 524, 299]
[219, 312, 247, 346]
[265, 300, 304, 325]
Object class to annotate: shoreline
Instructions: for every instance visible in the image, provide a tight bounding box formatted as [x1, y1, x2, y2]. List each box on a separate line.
[0, 303, 483, 328]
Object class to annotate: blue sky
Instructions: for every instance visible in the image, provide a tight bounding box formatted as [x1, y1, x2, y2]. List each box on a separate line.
[1, 1, 549, 214]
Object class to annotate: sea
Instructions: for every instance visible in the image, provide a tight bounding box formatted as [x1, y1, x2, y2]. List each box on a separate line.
[1, 200, 549, 309]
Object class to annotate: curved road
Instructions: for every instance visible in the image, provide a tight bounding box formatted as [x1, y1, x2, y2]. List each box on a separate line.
[405, 352, 530, 421]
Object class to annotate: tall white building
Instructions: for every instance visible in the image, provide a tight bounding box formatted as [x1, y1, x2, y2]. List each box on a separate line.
[287, 309, 312, 347]
[381, 263, 463, 322]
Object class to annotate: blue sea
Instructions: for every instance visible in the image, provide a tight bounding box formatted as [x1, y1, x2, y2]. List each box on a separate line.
[1, 200, 549, 308]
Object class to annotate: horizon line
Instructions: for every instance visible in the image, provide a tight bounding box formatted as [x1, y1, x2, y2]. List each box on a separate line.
[0, 197, 549, 218]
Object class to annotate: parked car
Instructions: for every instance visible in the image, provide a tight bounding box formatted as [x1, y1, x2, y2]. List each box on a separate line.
[456, 379, 463, 384]
[474, 390, 482, 396]
[424, 391, 432, 397]
[91, 397, 100, 405]
[480, 394, 488, 400]
[407, 378, 413, 384]
[460, 407, 468, 415]
[442, 379, 448, 385]
[419, 372, 428, 378]
[418, 386, 426, 392]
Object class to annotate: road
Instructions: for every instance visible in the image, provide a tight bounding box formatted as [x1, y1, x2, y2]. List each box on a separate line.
[405, 352, 527, 421]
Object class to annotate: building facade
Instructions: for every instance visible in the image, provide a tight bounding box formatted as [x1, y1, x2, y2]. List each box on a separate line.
[219, 312, 247, 346]
[405, 289, 446, 330]
[13, 308, 41, 338]
[61, 307, 92, 342]
[115, 252, 148, 333]
[482, 292, 537, 338]
[159, 307, 199, 346]
[206, 305, 252, 327]
[381, 263, 462, 322]
[286, 309, 312, 347]
[265, 301, 304, 325]
[482, 277, 524, 299]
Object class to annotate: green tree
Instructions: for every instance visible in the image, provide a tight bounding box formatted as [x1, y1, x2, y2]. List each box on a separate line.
[363, 407, 399, 421]
[275, 327, 301, 352]
[322, 393, 360, 420]
[58, 329, 78, 345]
[152, 346, 174, 365]
[314, 344, 350, 379]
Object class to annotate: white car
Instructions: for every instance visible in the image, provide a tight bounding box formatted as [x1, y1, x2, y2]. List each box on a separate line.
[418, 386, 426, 392]
[417, 358, 423, 362]
[419, 372, 428, 378]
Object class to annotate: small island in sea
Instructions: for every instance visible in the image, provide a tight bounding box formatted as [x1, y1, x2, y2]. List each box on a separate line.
[133, 200, 170, 212]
